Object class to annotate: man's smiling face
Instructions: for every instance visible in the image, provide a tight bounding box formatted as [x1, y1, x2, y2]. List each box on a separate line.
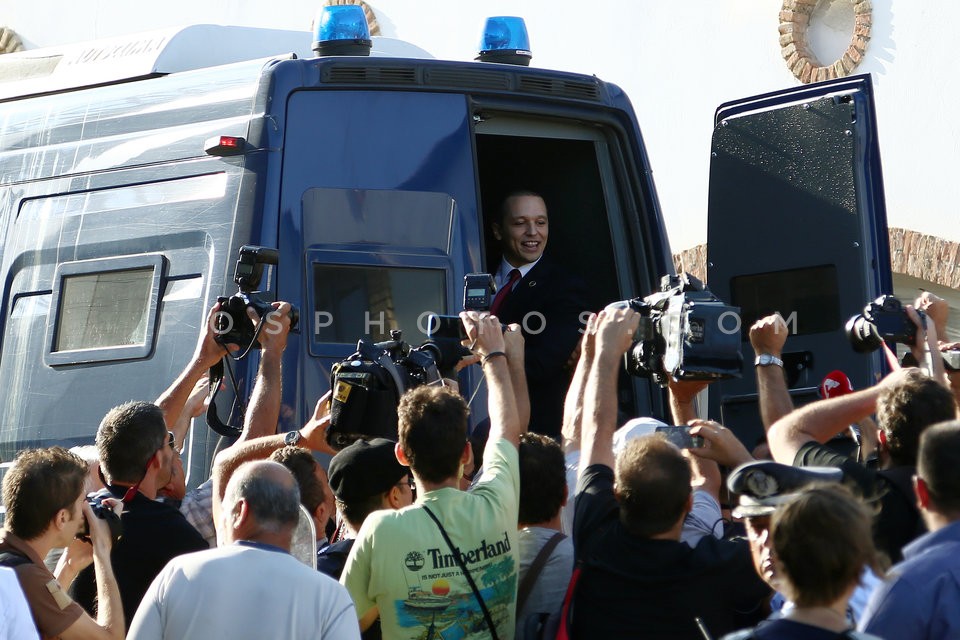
[493, 194, 549, 267]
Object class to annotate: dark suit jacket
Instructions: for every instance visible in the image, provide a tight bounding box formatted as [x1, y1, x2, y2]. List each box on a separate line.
[496, 256, 588, 438]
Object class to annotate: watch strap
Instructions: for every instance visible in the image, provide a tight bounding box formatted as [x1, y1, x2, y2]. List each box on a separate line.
[755, 354, 784, 367]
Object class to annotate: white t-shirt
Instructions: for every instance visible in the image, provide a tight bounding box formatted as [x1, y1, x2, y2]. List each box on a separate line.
[128, 543, 359, 640]
[0, 567, 38, 640]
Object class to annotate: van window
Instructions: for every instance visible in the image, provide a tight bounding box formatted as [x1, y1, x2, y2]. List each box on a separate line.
[731, 264, 841, 337]
[46, 254, 163, 365]
[313, 265, 445, 344]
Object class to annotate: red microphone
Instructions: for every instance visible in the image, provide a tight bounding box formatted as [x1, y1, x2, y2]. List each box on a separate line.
[820, 370, 854, 399]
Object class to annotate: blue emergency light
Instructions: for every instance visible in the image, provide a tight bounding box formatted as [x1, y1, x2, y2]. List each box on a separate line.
[476, 16, 532, 66]
[312, 5, 372, 57]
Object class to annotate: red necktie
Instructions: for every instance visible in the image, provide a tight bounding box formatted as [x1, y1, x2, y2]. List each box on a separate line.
[490, 269, 521, 317]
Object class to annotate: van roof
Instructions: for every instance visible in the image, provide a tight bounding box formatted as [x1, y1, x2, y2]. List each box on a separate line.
[0, 24, 433, 102]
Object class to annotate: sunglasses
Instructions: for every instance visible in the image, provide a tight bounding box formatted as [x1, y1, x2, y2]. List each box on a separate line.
[121, 430, 178, 503]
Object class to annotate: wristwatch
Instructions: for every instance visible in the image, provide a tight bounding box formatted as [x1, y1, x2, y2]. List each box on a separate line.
[755, 354, 784, 368]
[284, 430, 303, 446]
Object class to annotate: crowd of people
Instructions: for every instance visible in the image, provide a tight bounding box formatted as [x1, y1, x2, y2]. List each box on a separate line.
[1, 191, 960, 640]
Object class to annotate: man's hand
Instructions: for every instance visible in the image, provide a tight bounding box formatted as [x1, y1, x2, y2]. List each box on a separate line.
[196, 302, 233, 368]
[461, 311, 506, 357]
[255, 301, 292, 354]
[300, 391, 337, 455]
[749, 313, 788, 357]
[688, 420, 754, 468]
[915, 291, 949, 339]
[82, 498, 118, 555]
[502, 322, 524, 361]
[593, 307, 640, 363]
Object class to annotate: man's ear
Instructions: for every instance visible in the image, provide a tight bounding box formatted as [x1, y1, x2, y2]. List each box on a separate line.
[395, 443, 411, 467]
[491, 222, 502, 242]
[914, 475, 932, 510]
[385, 486, 403, 510]
[460, 442, 472, 465]
[54, 508, 70, 531]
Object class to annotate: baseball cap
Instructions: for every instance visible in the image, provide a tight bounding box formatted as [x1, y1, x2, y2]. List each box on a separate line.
[328, 438, 409, 503]
[727, 460, 843, 518]
[613, 417, 669, 455]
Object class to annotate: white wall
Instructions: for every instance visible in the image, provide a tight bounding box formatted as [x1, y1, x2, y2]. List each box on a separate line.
[6, 0, 958, 253]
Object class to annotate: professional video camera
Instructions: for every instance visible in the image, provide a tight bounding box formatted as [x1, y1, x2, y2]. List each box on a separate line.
[845, 295, 925, 353]
[75, 490, 123, 546]
[327, 328, 469, 449]
[215, 245, 300, 350]
[608, 273, 743, 386]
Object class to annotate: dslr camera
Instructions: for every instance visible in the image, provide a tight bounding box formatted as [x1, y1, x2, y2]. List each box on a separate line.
[215, 245, 299, 349]
[609, 273, 742, 386]
[75, 490, 123, 546]
[845, 295, 925, 353]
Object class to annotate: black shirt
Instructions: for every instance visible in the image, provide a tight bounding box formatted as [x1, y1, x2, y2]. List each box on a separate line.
[316, 538, 354, 580]
[71, 485, 208, 624]
[794, 441, 924, 563]
[572, 464, 770, 640]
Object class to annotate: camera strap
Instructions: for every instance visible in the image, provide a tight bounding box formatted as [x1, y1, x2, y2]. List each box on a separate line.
[421, 505, 500, 640]
[205, 358, 243, 439]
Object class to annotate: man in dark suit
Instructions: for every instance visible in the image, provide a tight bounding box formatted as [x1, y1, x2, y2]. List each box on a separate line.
[490, 190, 587, 438]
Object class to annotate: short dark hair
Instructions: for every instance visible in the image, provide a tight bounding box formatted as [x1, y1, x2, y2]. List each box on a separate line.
[96, 401, 166, 484]
[772, 484, 876, 608]
[498, 189, 546, 227]
[918, 420, 960, 515]
[614, 435, 691, 537]
[336, 494, 387, 530]
[398, 386, 468, 484]
[2, 447, 87, 540]
[269, 446, 326, 516]
[518, 433, 566, 526]
[224, 461, 300, 532]
[878, 370, 956, 467]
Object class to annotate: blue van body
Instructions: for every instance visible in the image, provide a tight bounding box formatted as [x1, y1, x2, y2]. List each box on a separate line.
[0, 34, 675, 484]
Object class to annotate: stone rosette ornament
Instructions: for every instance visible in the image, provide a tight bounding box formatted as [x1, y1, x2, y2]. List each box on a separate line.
[780, 0, 871, 83]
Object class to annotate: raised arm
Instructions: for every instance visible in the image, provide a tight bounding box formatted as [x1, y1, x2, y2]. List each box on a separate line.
[238, 302, 292, 442]
[767, 379, 893, 464]
[156, 302, 231, 430]
[211, 392, 333, 527]
[561, 316, 597, 456]
[503, 323, 530, 434]
[749, 313, 794, 430]
[581, 308, 639, 472]
[462, 311, 521, 447]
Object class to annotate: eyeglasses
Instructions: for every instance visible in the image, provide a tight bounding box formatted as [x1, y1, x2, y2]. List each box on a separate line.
[166, 431, 177, 452]
[397, 477, 416, 492]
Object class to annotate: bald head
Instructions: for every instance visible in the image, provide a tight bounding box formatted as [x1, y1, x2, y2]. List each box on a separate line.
[223, 461, 301, 538]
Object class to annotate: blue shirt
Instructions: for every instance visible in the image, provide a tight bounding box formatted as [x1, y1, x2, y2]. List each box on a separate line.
[859, 520, 960, 639]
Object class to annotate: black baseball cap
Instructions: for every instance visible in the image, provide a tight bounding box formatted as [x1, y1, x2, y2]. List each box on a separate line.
[328, 438, 408, 503]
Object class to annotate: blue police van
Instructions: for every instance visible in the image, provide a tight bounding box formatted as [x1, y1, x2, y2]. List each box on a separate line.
[0, 13, 891, 486]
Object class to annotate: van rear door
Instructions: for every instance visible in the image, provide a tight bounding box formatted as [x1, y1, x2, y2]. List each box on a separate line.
[276, 89, 482, 428]
[705, 74, 891, 447]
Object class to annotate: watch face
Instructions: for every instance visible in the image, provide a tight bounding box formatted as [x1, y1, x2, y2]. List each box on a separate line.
[284, 430, 300, 446]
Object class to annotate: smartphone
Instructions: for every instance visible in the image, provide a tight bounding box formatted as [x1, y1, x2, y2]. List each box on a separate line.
[426, 314, 467, 341]
[655, 425, 704, 449]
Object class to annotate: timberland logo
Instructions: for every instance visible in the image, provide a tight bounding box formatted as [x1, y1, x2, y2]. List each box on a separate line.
[426, 531, 511, 569]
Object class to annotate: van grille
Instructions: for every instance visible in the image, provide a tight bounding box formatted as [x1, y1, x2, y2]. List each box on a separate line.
[322, 63, 602, 102]
[325, 66, 418, 85]
[517, 76, 600, 100]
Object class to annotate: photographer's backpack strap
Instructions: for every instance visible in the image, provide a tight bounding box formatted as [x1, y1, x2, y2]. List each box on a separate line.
[422, 505, 500, 640]
[516, 532, 566, 615]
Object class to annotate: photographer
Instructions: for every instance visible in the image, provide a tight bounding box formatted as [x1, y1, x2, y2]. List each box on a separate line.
[570, 308, 769, 639]
[69, 401, 207, 625]
[768, 307, 958, 563]
[155, 299, 295, 548]
[341, 312, 526, 639]
[0, 447, 124, 640]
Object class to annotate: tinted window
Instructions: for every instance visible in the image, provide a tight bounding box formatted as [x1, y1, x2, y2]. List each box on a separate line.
[313, 265, 445, 344]
[731, 265, 840, 337]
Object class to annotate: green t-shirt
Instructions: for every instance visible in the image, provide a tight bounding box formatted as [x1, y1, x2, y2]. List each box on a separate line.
[342, 437, 520, 640]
